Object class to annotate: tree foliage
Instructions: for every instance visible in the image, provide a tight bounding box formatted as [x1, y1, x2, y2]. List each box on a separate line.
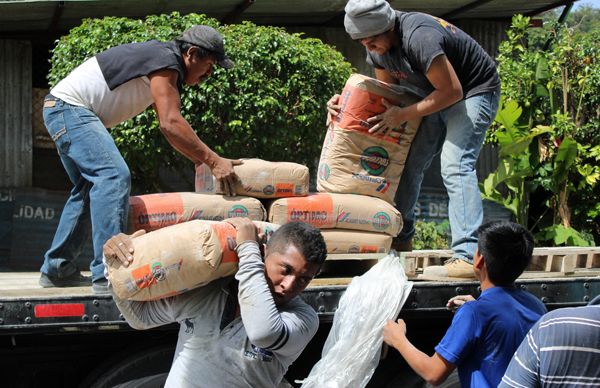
[541, 4, 600, 34]
[483, 15, 599, 246]
[48, 13, 353, 192]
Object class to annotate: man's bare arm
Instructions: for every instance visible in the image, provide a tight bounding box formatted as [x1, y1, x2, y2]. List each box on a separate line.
[149, 69, 241, 195]
[369, 55, 463, 135]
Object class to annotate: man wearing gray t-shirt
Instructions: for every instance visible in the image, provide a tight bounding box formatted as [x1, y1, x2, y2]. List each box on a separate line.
[328, 0, 500, 279]
[103, 220, 327, 387]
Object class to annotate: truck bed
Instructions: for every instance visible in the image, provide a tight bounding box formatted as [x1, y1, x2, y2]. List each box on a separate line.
[2, 262, 599, 332]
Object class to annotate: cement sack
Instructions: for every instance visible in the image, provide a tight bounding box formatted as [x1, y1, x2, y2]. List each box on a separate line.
[108, 220, 279, 301]
[196, 158, 309, 198]
[267, 193, 402, 236]
[317, 73, 423, 205]
[321, 229, 392, 254]
[127, 192, 266, 233]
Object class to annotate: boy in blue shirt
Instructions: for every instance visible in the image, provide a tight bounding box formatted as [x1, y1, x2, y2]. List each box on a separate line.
[383, 221, 547, 387]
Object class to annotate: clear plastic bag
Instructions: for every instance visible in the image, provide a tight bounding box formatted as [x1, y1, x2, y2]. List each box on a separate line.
[299, 252, 413, 388]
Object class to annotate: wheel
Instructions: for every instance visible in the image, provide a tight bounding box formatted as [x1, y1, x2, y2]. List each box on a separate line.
[79, 343, 175, 388]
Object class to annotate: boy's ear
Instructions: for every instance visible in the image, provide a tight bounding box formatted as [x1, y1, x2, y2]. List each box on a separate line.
[474, 253, 485, 269]
[473, 249, 485, 269]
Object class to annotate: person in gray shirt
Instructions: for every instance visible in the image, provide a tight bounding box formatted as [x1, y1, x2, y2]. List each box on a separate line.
[328, 0, 501, 279]
[500, 295, 600, 387]
[103, 219, 327, 388]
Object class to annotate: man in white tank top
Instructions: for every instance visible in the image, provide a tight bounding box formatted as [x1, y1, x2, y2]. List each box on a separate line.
[39, 26, 241, 294]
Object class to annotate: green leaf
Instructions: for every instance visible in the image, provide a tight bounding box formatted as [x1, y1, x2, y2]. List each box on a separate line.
[536, 225, 593, 247]
[535, 57, 549, 80]
[495, 99, 522, 129]
[553, 137, 578, 188]
[499, 125, 552, 157]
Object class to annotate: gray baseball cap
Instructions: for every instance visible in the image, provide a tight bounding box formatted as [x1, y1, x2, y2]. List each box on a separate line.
[178, 25, 234, 69]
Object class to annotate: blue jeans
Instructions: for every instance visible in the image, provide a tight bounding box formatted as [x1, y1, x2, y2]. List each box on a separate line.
[394, 89, 500, 262]
[40, 96, 130, 281]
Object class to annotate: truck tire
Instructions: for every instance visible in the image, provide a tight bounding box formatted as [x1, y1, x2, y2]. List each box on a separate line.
[79, 343, 175, 388]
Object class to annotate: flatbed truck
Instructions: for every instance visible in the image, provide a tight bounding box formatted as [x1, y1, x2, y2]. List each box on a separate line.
[1, 248, 599, 388]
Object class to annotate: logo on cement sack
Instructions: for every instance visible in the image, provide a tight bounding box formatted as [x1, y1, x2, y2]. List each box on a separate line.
[318, 164, 330, 180]
[348, 245, 360, 254]
[263, 185, 275, 196]
[151, 262, 167, 282]
[372, 212, 392, 231]
[228, 205, 249, 218]
[360, 146, 390, 176]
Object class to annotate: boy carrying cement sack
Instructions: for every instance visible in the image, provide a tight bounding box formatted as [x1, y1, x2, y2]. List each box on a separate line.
[268, 192, 402, 236]
[106, 219, 279, 301]
[196, 158, 309, 198]
[128, 192, 266, 232]
[317, 74, 424, 205]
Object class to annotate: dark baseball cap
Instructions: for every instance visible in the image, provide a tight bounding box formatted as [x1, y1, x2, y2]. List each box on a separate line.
[178, 25, 234, 69]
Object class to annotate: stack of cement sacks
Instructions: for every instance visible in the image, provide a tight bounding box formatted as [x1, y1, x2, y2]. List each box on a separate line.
[269, 74, 423, 254]
[107, 158, 309, 301]
[108, 71, 425, 300]
[267, 192, 401, 254]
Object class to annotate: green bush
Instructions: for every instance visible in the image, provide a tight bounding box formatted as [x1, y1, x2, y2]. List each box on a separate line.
[48, 13, 353, 192]
[485, 15, 599, 245]
[413, 220, 450, 250]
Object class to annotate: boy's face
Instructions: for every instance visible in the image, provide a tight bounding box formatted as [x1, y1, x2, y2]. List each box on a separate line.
[264, 244, 320, 306]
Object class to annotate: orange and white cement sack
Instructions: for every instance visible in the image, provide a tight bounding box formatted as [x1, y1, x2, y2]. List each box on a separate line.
[321, 229, 392, 254]
[127, 192, 266, 233]
[317, 73, 423, 205]
[108, 220, 279, 301]
[195, 158, 309, 198]
[267, 193, 402, 236]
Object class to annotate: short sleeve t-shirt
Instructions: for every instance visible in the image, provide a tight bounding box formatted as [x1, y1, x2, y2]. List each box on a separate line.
[499, 304, 600, 388]
[435, 286, 547, 388]
[50, 40, 185, 128]
[367, 12, 500, 99]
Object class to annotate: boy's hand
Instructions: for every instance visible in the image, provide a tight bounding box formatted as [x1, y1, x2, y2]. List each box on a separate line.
[103, 229, 146, 267]
[383, 319, 407, 348]
[224, 217, 258, 245]
[446, 295, 475, 312]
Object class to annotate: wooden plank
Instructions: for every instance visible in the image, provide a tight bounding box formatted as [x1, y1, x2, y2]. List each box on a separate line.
[573, 269, 600, 277]
[309, 277, 353, 287]
[585, 253, 600, 268]
[519, 271, 575, 279]
[0, 271, 94, 298]
[403, 256, 417, 277]
[405, 249, 453, 257]
[417, 274, 475, 282]
[528, 254, 576, 273]
[325, 253, 387, 261]
[533, 247, 600, 256]
[0, 287, 93, 298]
